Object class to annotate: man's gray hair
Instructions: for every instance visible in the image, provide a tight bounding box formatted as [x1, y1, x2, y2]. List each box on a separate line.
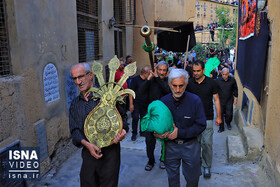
[168, 69, 189, 85]
[141, 66, 151, 74]
[156, 61, 169, 69]
[83, 63, 91, 73]
[70, 63, 91, 73]
[222, 67, 229, 73]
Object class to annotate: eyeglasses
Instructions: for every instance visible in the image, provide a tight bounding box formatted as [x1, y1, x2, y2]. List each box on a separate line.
[72, 72, 90, 81]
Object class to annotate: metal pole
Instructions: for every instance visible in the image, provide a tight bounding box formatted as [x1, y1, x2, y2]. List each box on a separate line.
[184, 35, 191, 70]
[140, 26, 155, 71]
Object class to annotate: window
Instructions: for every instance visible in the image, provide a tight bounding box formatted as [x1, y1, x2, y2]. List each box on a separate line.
[113, 0, 135, 58]
[114, 28, 123, 58]
[76, 0, 99, 62]
[0, 0, 11, 76]
[114, 0, 135, 23]
[114, 0, 125, 23]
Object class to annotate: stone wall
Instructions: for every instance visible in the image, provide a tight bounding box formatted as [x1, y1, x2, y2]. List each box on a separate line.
[0, 0, 79, 175]
[0, 77, 24, 143]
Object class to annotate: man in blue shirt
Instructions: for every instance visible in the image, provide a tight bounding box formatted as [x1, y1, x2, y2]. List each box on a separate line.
[155, 69, 206, 187]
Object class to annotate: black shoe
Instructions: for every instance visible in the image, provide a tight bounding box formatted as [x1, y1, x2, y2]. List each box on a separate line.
[227, 124, 232, 130]
[131, 134, 136, 141]
[218, 128, 224, 133]
[203, 167, 211, 178]
[145, 163, 154, 171]
[159, 161, 165, 169]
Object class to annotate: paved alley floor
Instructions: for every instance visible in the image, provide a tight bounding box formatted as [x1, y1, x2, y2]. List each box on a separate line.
[34, 118, 273, 187]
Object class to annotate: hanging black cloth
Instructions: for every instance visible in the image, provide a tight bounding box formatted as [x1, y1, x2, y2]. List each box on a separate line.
[157, 22, 196, 52]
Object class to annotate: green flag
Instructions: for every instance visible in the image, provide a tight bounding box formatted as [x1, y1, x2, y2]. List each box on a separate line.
[204, 57, 220, 77]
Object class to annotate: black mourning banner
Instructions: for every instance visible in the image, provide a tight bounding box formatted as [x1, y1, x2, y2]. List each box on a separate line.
[236, 12, 269, 102]
[157, 23, 196, 52]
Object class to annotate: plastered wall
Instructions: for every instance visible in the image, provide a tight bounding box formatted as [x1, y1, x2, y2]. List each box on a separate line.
[262, 0, 280, 185]
[155, 0, 196, 22]
[0, 0, 79, 174]
[234, 0, 280, 185]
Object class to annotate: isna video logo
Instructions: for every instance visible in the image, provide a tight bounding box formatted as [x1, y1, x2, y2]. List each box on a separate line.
[7, 147, 40, 180]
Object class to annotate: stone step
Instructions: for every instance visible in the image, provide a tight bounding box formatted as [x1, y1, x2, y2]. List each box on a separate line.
[227, 135, 246, 163]
[241, 126, 264, 160]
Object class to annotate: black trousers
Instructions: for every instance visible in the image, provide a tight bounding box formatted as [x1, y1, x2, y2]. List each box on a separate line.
[220, 101, 233, 130]
[132, 102, 147, 135]
[145, 132, 163, 165]
[80, 143, 120, 187]
[210, 32, 215, 41]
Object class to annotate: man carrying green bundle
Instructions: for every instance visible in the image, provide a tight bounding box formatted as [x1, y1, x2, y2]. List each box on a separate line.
[155, 69, 206, 187]
[141, 100, 174, 165]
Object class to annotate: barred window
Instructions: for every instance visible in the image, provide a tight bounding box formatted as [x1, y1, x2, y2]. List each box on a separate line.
[114, 29, 123, 58]
[114, 0, 135, 24]
[76, 0, 99, 62]
[113, 0, 135, 58]
[0, 0, 10, 76]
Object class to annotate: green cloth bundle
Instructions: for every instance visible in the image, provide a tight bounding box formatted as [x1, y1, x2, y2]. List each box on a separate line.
[141, 100, 174, 134]
[141, 100, 174, 161]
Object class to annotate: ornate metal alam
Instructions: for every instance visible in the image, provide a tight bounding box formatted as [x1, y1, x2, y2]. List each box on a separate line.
[84, 56, 136, 148]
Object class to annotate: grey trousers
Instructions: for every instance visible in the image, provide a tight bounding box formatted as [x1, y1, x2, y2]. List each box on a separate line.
[200, 120, 214, 168]
[165, 139, 201, 187]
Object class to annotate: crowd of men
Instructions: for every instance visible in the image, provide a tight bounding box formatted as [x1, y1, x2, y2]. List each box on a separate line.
[68, 48, 238, 186]
[194, 22, 234, 32]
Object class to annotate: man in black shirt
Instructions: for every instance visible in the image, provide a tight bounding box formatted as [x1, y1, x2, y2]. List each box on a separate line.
[216, 67, 238, 132]
[140, 61, 171, 171]
[69, 63, 126, 186]
[185, 62, 193, 78]
[209, 47, 215, 58]
[210, 25, 215, 42]
[224, 45, 230, 60]
[129, 66, 151, 141]
[186, 60, 222, 178]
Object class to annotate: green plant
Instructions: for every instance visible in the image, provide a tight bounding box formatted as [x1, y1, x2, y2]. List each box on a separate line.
[190, 43, 208, 61]
[215, 6, 237, 47]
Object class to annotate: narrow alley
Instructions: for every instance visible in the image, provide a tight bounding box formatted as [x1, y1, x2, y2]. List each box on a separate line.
[35, 112, 273, 187]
